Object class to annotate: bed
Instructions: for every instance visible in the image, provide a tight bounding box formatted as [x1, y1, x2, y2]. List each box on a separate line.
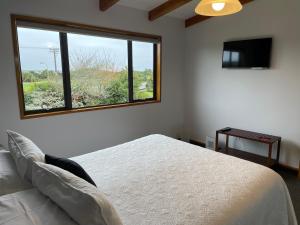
[72, 134, 297, 225]
[0, 134, 298, 225]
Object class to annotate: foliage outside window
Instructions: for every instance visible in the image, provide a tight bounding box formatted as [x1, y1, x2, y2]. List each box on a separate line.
[12, 15, 161, 119]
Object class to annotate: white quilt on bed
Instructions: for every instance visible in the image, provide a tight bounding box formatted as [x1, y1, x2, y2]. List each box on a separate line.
[73, 134, 297, 225]
[0, 189, 77, 225]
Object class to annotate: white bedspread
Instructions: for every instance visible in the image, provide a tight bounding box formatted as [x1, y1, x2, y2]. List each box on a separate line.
[0, 189, 77, 225]
[73, 134, 297, 225]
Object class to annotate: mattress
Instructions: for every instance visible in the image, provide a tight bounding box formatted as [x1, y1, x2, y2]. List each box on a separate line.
[73, 134, 297, 225]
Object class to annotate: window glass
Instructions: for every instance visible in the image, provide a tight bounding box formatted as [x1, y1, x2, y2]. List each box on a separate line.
[67, 33, 129, 108]
[132, 41, 154, 100]
[17, 27, 65, 111]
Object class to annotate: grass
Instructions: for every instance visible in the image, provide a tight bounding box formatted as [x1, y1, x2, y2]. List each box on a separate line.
[23, 81, 49, 93]
[135, 91, 153, 100]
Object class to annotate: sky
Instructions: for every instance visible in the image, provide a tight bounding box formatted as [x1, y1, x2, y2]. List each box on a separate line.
[17, 27, 154, 72]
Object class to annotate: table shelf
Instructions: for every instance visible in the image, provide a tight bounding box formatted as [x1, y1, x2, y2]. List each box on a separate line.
[218, 147, 277, 168]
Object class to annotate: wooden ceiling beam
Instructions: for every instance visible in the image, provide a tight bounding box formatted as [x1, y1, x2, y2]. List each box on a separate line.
[185, 0, 254, 28]
[149, 0, 193, 21]
[99, 0, 120, 11]
[185, 15, 211, 27]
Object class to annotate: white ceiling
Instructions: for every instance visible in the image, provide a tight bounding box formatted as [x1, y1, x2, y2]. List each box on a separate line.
[118, 0, 200, 19]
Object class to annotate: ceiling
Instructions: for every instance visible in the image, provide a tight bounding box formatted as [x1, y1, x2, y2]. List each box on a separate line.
[118, 0, 200, 19]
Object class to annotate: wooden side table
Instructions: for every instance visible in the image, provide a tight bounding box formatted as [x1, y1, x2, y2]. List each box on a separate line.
[215, 128, 281, 168]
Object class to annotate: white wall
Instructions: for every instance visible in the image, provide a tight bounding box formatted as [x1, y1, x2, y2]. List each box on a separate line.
[0, 0, 185, 157]
[184, 0, 300, 168]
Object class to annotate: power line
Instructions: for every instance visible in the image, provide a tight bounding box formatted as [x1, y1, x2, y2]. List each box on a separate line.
[20, 46, 60, 72]
[20, 46, 54, 50]
[49, 48, 60, 73]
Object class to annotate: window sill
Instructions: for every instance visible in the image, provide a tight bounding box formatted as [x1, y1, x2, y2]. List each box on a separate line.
[21, 100, 161, 120]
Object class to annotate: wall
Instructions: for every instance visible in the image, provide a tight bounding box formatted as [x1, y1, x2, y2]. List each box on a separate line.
[0, 0, 185, 157]
[184, 0, 300, 168]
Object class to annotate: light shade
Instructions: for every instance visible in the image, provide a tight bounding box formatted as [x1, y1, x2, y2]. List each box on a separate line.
[195, 0, 243, 16]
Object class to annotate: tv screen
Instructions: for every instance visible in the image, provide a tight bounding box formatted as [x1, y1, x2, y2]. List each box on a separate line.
[222, 38, 272, 69]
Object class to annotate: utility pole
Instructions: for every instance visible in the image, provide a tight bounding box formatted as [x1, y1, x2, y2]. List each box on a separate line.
[49, 48, 60, 72]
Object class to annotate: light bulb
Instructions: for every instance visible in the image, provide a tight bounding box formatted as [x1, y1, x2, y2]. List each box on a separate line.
[212, 2, 225, 11]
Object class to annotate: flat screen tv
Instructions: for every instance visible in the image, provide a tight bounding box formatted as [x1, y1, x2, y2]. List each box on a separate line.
[222, 38, 272, 69]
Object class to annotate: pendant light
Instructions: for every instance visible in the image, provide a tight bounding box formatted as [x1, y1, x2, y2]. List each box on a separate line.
[195, 0, 243, 16]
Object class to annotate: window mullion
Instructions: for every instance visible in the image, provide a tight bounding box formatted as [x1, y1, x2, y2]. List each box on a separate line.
[59, 32, 72, 110]
[127, 40, 134, 103]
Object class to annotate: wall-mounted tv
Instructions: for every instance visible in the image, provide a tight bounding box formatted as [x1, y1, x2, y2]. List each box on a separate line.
[222, 38, 272, 69]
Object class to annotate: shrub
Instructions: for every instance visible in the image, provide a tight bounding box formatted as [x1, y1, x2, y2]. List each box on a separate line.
[103, 73, 128, 104]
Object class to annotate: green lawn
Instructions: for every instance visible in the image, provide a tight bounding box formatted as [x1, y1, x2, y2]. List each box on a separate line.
[23, 81, 52, 93]
[135, 91, 153, 99]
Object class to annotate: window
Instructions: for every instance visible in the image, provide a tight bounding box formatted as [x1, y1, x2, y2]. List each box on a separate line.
[132, 41, 154, 101]
[17, 28, 65, 111]
[12, 15, 161, 119]
[67, 33, 130, 108]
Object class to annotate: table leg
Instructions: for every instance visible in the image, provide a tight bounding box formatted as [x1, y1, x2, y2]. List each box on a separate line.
[276, 139, 281, 164]
[298, 161, 300, 180]
[225, 135, 229, 154]
[268, 143, 273, 166]
[215, 131, 219, 152]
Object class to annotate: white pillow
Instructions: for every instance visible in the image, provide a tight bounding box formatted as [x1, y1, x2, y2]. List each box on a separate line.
[0, 150, 32, 196]
[0, 189, 77, 225]
[32, 162, 123, 225]
[7, 130, 44, 182]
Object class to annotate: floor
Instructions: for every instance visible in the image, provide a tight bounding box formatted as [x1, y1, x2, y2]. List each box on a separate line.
[277, 169, 300, 222]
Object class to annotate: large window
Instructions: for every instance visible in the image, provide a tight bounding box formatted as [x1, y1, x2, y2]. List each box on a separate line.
[12, 15, 161, 119]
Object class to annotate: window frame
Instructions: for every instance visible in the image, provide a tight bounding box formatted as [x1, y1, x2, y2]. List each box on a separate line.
[11, 14, 161, 119]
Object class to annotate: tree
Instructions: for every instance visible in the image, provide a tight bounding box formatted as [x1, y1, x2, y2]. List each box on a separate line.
[69, 48, 118, 72]
[23, 71, 37, 82]
[104, 71, 128, 104]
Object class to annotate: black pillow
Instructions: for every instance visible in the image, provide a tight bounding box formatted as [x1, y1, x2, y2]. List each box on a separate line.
[45, 154, 96, 187]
